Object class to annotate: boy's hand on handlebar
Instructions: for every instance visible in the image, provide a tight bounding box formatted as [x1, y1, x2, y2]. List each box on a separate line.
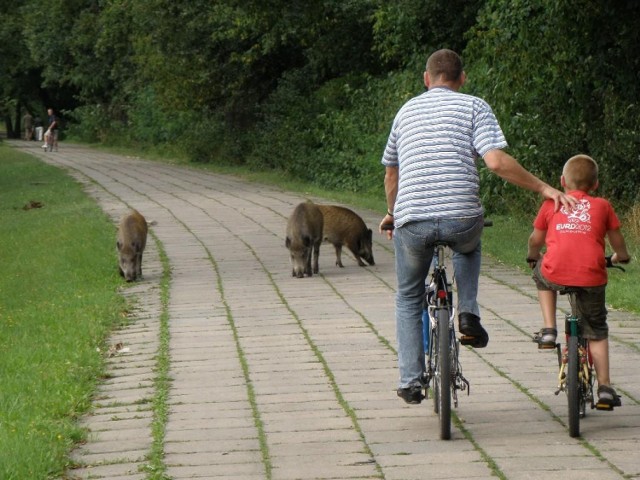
[526, 253, 540, 269]
[609, 253, 630, 265]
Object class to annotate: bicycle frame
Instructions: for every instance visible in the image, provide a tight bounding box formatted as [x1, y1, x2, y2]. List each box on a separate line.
[554, 290, 595, 438]
[422, 243, 469, 440]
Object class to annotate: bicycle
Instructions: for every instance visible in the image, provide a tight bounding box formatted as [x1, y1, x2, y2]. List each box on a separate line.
[532, 255, 625, 438]
[384, 220, 491, 440]
[42, 130, 53, 152]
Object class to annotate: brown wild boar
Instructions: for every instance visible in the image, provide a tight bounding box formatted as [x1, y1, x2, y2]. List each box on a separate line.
[317, 205, 375, 267]
[285, 201, 324, 278]
[117, 209, 148, 282]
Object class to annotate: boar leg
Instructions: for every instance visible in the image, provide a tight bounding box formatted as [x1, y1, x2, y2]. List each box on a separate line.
[334, 244, 344, 268]
[136, 251, 143, 278]
[305, 250, 313, 277]
[312, 240, 321, 274]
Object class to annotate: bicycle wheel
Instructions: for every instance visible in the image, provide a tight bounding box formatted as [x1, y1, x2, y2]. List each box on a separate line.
[431, 321, 439, 415]
[567, 335, 580, 437]
[436, 307, 451, 440]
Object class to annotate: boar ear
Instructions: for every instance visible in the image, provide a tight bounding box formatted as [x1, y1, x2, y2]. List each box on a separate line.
[116, 240, 122, 251]
[285, 236, 291, 248]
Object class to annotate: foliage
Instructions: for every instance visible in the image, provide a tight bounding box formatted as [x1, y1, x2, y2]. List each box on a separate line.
[2, 0, 639, 212]
[372, 0, 483, 69]
[464, 0, 640, 211]
[246, 68, 422, 194]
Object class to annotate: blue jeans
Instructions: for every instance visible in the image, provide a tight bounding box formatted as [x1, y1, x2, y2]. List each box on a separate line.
[394, 216, 484, 388]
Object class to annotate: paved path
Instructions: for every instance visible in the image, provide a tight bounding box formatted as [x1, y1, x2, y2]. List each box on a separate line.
[11, 141, 640, 480]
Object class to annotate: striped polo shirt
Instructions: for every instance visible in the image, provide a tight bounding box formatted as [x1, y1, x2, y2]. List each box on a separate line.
[382, 86, 508, 227]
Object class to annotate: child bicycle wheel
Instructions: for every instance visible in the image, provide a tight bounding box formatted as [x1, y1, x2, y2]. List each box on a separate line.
[567, 335, 581, 437]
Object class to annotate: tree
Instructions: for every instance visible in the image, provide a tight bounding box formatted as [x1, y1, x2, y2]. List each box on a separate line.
[465, 0, 640, 208]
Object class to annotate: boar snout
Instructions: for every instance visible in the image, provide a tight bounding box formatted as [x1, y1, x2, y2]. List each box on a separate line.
[360, 229, 375, 265]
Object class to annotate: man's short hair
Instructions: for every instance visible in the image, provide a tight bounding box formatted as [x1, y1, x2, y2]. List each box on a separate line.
[426, 49, 463, 82]
[563, 154, 599, 191]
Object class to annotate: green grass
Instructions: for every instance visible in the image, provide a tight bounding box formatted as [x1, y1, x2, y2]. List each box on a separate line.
[0, 145, 125, 478]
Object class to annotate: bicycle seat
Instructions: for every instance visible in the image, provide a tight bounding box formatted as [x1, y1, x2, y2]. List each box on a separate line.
[558, 286, 583, 295]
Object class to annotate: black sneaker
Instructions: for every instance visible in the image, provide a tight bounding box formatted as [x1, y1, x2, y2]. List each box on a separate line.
[397, 385, 424, 404]
[596, 385, 622, 410]
[459, 312, 489, 348]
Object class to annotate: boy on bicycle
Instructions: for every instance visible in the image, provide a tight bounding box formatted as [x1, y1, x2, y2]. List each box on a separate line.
[527, 154, 630, 410]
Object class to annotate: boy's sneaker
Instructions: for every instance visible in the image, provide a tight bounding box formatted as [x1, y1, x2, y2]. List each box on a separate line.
[397, 385, 424, 404]
[596, 385, 622, 410]
[533, 328, 557, 349]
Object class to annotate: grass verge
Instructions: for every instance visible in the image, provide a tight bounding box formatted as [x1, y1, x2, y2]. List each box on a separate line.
[0, 145, 125, 478]
[142, 231, 171, 480]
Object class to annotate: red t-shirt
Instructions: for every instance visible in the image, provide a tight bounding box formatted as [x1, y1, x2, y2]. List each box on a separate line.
[534, 190, 621, 286]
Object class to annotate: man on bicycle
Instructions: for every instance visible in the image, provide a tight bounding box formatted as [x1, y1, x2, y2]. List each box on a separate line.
[379, 49, 575, 404]
[43, 108, 59, 151]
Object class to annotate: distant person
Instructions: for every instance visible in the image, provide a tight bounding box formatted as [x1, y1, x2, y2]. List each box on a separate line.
[22, 111, 33, 140]
[379, 48, 575, 405]
[34, 116, 44, 141]
[527, 154, 630, 410]
[43, 108, 59, 151]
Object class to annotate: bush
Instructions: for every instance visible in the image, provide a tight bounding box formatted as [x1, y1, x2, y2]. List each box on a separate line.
[65, 104, 114, 143]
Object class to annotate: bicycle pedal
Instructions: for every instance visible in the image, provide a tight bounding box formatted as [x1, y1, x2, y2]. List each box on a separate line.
[595, 402, 615, 411]
[459, 334, 475, 345]
[460, 334, 488, 348]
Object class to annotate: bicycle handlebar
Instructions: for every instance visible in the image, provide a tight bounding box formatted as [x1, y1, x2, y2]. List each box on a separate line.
[527, 255, 627, 272]
[605, 255, 627, 271]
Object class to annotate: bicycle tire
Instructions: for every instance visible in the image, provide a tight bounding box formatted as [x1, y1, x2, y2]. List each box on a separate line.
[432, 320, 439, 415]
[567, 335, 580, 437]
[436, 307, 451, 440]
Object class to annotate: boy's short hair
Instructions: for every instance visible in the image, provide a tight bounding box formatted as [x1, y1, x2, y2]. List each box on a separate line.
[563, 154, 599, 191]
[426, 49, 463, 82]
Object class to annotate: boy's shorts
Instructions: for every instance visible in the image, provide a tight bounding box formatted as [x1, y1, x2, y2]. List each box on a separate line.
[532, 261, 608, 340]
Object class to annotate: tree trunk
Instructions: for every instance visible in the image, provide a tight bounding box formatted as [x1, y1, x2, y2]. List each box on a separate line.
[4, 115, 14, 138]
[13, 101, 22, 139]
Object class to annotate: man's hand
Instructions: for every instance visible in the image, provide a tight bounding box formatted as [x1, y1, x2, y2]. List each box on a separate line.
[541, 185, 577, 212]
[379, 214, 394, 240]
[484, 150, 577, 212]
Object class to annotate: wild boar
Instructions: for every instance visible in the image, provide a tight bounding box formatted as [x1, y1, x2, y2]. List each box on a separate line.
[117, 209, 148, 282]
[317, 204, 375, 267]
[285, 201, 324, 278]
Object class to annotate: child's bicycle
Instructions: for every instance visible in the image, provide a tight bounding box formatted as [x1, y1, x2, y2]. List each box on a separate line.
[533, 255, 625, 438]
[384, 220, 491, 440]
